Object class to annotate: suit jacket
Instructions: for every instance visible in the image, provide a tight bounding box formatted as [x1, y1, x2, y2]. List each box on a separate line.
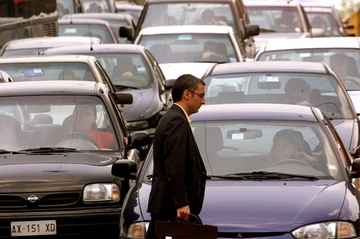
[147, 104, 206, 216]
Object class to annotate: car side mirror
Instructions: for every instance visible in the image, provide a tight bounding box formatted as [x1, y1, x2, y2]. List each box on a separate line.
[245, 24, 260, 38]
[111, 159, 137, 179]
[311, 28, 325, 37]
[165, 79, 176, 90]
[119, 26, 133, 41]
[112, 92, 133, 104]
[351, 158, 360, 178]
[128, 130, 150, 149]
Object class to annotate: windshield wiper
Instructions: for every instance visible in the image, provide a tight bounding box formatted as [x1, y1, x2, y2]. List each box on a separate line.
[0, 149, 24, 154]
[19, 147, 78, 153]
[260, 28, 276, 33]
[225, 171, 319, 180]
[115, 84, 138, 90]
[207, 174, 247, 180]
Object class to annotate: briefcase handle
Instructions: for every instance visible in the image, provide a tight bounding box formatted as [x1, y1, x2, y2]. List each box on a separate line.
[178, 214, 203, 224]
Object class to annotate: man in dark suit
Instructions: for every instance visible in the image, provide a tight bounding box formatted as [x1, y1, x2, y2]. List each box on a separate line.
[146, 74, 207, 239]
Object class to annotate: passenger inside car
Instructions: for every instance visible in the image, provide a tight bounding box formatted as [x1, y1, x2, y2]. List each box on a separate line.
[0, 115, 23, 151]
[112, 56, 146, 86]
[329, 53, 360, 86]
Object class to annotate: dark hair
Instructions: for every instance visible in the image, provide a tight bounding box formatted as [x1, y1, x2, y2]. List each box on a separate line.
[171, 74, 205, 102]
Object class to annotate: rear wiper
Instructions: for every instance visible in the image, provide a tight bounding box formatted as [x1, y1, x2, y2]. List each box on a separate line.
[19, 147, 78, 153]
[260, 28, 276, 32]
[225, 171, 319, 180]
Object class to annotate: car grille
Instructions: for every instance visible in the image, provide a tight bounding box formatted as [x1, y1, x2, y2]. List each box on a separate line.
[0, 192, 81, 209]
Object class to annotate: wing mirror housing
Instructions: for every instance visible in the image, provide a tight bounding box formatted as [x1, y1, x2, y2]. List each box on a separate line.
[112, 92, 133, 104]
[245, 24, 260, 38]
[111, 159, 137, 179]
[119, 26, 133, 41]
[351, 158, 360, 178]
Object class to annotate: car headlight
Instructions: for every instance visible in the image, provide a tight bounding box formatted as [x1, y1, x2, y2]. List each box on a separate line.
[127, 222, 149, 239]
[292, 221, 356, 239]
[83, 183, 120, 203]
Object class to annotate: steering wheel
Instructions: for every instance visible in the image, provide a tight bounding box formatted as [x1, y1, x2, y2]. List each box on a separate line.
[55, 132, 99, 149]
[272, 158, 313, 168]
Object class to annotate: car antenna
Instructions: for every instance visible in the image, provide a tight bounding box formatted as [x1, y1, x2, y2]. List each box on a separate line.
[88, 24, 93, 51]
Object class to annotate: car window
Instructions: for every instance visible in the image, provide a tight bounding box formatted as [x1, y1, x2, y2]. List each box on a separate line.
[139, 33, 238, 63]
[58, 24, 114, 43]
[90, 53, 151, 88]
[0, 95, 119, 151]
[0, 62, 97, 82]
[256, 49, 360, 90]
[203, 72, 354, 120]
[141, 3, 234, 30]
[306, 12, 341, 36]
[247, 6, 304, 32]
[142, 120, 344, 180]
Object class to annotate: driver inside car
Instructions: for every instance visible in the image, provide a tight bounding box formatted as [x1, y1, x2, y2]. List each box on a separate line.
[267, 129, 316, 166]
[52, 104, 115, 150]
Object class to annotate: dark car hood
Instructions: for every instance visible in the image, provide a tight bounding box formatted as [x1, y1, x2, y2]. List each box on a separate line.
[331, 119, 358, 153]
[132, 180, 348, 232]
[119, 87, 163, 121]
[0, 153, 119, 192]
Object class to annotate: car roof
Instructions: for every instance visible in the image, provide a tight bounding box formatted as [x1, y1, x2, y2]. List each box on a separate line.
[44, 43, 147, 55]
[2, 36, 102, 50]
[62, 12, 134, 21]
[0, 81, 108, 96]
[206, 61, 329, 75]
[139, 25, 235, 35]
[58, 18, 112, 25]
[190, 103, 319, 122]
[143, 0, 237, 4]
[243, 0, 301, 7]
[0, 55, 98, 64]
[259, 37, 360, 52]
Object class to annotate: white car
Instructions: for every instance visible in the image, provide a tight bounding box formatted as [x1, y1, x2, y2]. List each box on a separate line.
[244, 0, 323, 50]
[134, 25, 244, 79]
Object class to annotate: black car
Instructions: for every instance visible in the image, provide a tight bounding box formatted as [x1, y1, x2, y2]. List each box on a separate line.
[44, 44, 174, 132]
[0, 81, 149, 238]
[119, 0, 259, 58]
[112, 103, 360, 239]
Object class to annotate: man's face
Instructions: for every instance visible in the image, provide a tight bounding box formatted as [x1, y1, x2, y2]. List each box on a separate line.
[74, 105, 96, 132]
[187, 84, 206, 115]
[288, 84, 311, 103]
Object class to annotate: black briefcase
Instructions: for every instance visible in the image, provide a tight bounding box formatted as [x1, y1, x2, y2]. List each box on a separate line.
[155, 214, 218, 239]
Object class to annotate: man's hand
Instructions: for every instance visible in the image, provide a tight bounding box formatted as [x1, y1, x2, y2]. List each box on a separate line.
[176, 205, 190, 221]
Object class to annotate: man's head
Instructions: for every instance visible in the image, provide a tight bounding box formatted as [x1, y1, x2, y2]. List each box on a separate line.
[172, 74, 206, 115]
[115, 56, 134, 74]
[330, 53, 348, 78]
[285, 78, 311, 104]
[72, 104, 97, 132]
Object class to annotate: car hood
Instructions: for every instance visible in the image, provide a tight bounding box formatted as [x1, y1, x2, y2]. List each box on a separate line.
[199, 180, 346, 232]
[331, 119, 358, 153]
[348, 91, 360, 114]
[254, 32, 308, 48]
[0, 153, 119, 192]
[119, 87, 163, 121]
[131, 180, 348, 233]
[160, 63, 215, 80]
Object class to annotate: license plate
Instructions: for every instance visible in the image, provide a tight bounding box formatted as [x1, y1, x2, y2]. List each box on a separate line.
[11, 220, 56, 236]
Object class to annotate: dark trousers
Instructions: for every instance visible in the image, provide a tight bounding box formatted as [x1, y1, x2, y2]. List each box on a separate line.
[146, 212, 176, 239]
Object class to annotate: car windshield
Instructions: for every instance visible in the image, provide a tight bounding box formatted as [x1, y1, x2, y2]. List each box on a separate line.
[81, 0, 112, 13]
[139, 33, 238, 63]
[247, 6, 304, 33]
[141, 3, 234, 29]
[0, 62, 97, 82]
[58, 24, 114, 43]
[143, 121, 345, 181]
[306, 12, 341, 36]
[0, 95, 119, 151]
[256, 49, 360, 90]
[203, 72, 354, 120]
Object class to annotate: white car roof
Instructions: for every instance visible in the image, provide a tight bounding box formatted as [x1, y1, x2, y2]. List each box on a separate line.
[138, 25, 235, 35]
[259, 37, 360, 52]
